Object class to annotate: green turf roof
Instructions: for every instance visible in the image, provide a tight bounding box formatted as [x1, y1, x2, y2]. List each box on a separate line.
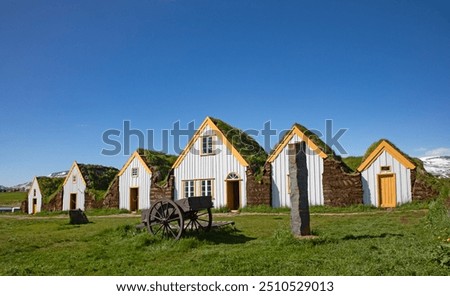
[137, 148, 178, 182]
[35, 177, 64, 201]
[77, 164, 119, 191]
[362, 139, 417, 166]
[210, 117, 268, 171]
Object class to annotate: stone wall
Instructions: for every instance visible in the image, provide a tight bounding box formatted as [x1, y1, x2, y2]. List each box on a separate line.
[103, 176, 120, 209]
[246, 163, 272, 206]
[411, 169, 440, 201]
[150, 175, 175, 204]
[84, 191, 104, 210]
[43, 190, 63, 212]
[322, 158, 363, 206]
[20, 200, 28, 214]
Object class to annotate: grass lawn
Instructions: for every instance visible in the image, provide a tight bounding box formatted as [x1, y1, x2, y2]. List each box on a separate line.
[0, 192, 26, 206]
[0, 208, 449, 276]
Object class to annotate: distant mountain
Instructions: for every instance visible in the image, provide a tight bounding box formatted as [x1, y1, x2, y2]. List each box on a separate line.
[1, 170, 69, 193]
[420, 156, 450, 178]
[10, 181, 32, 192]
[48, 170, 69, 178]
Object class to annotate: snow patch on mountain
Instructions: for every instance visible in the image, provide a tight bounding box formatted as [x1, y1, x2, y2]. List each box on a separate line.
[420, 156, 450, 178]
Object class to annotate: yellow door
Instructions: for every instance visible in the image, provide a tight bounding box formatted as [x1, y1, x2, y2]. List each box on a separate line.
[32, 199, 38, 214]
[378, 174, 396, 208]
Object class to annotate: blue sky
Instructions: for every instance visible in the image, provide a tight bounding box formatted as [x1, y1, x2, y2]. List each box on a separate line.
[1, 0, 449, 186]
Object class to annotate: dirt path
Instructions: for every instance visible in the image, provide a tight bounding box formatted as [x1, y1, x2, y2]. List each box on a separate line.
[0, 209, 428, 221]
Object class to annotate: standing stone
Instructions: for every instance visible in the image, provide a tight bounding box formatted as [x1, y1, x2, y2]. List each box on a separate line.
[289, 143, 311, 236]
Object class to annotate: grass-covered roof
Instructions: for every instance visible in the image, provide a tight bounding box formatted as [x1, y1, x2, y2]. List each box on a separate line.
[362, 139, 417, 166]
[210, 117, 268, 171]
[137, 148, 178, 183]
[36, 177, 64, 202]
[77, 164, 119, 191]
[293, 123, 337, 157]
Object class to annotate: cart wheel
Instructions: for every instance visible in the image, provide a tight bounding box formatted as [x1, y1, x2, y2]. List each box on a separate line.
[185, 207, 212, 232]
[147, 200, 184, 240]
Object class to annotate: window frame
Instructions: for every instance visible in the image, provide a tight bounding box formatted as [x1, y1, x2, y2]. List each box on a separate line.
[183, 180, 195, 198]
[201, 136, 214, 156]
[380, 165, 391, 172]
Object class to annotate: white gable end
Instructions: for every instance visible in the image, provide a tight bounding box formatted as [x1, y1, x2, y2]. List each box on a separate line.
[119, 156, 152, 211]
[63, 165, 86, 211]
[174, 125, 247, 208]
[361, 150, 412, 207]
[271, 133, 324, 207]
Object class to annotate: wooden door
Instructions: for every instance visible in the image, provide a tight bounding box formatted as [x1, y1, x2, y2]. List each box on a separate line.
[378, 174, 396, 208]
[32, 198, 37, 214]
[226, 181, 240, 211]
[130, 188, 139, 212]
[70, 194, 77, 210]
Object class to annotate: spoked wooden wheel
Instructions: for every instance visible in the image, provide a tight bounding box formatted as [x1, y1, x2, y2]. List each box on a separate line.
[147, 200, 184, 240]
[184, 207, 212, 232]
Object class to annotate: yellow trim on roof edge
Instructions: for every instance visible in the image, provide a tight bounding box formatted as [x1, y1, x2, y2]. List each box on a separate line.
[63, 161, 87, 187]
[118, 151, 152, 177]
[172, 117, 249, 169]
[27, 176, 38, 197]
[357, 140, 416, 172]
[267, 125, 328, 163]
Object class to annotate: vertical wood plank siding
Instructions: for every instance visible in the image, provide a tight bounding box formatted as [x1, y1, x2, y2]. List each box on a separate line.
[27, 178, 42, 214]
[361, 150, 412, 206]
[271, 134, 325, 207]
[119, 157, 152, 210]
[174, 126, 247, 208]
[63, 166, 87, 211]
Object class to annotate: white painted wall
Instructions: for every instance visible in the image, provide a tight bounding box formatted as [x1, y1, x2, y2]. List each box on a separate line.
[27, 178, 42, 214]
[361, 150, 412, 207]
[271, 134, 325, 207]
[174, 126, 247, 209]
[63, 166, 86, 211]
[119, 156, 152, 211]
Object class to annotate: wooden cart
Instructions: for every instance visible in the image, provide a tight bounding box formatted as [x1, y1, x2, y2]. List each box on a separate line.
[144, 196, 213, 240]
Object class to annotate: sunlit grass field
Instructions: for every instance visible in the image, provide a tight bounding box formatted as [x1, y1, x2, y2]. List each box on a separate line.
[1, 205, 448, 276]
[0, 192, 26, 206]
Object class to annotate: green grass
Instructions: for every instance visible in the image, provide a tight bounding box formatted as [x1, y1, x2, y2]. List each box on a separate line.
[1, 206, 449, 276]
[342, 156, 363, 172]
[0, 192, 26, 206]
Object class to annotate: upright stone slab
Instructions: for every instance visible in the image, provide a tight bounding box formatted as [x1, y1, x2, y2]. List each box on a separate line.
[288, 143, 311, 236]
[69, 209, 90, 225]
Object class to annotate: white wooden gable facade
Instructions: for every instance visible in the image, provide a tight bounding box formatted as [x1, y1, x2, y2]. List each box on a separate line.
[118, 151, 152, 211]
[172, 117, 250, 210]
[62, 162, 87, 211]
[267, 124, 328, 208]
[358, 140, 416, 207]
[28, 177, 43, 214]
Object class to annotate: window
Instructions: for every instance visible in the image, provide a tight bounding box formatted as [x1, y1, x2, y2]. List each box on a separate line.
[201, 180, 213, 197]
[72, 175, 77, 183]
[183, 179, 215, 198]
[184, 180, 195, 198]
[227, 172, 240, 180]
[381, 166, 391, 172]
[131, 168, 138, 177]
[202, 136, 214, 155]
[33, 189, 36, 197]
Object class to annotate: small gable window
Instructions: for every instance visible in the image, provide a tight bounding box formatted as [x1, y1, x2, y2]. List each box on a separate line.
[201, 136, 214, 155]
[33, 189, 37, 197]
[381, 166, 391, 172]
[132, 168, 139, 178]
[72, 175, 77, 183]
